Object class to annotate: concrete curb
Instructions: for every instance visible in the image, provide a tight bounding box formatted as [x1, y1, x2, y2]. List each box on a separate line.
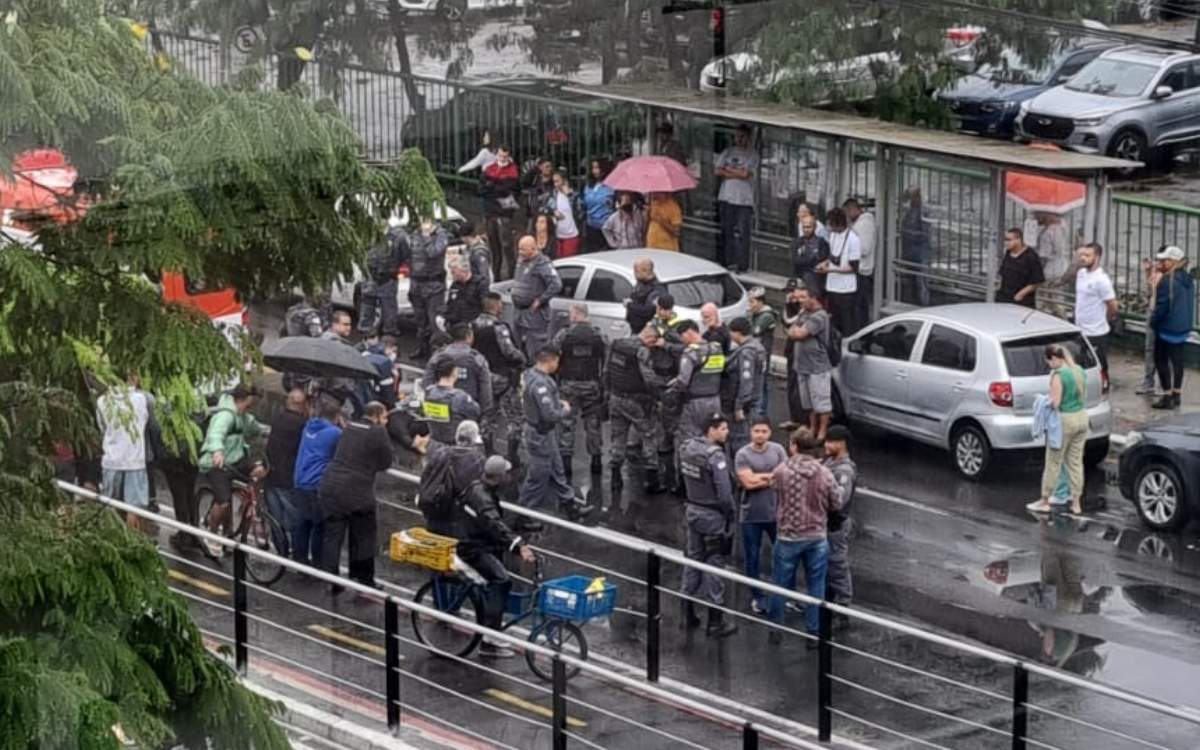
[248, 681, 427, 750]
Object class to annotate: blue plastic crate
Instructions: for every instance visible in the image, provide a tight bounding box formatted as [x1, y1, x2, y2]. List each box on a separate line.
[505, 590, 533, 616]
[536, 575, 618, 622]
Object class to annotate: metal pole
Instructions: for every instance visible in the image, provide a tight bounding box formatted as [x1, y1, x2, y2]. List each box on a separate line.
[818, 605, 832, 742]
[1012, 662, 1029, 750]
[385, 599, 401, 734]
[233, 546, 248, 675]
[742, 722, 760, 750]
[552, 656, 568, 750]
[987, 166, 1004, 303]
[646, 550, 662, 682]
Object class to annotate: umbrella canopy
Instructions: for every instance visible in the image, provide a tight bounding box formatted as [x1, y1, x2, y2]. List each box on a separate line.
[0, 149, 86, 223]
[1005, 172, 1085, 214]
[603, 156, 697, 193]
[262, 336, 381, 380]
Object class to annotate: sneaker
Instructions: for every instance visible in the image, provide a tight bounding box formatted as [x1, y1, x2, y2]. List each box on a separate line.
[479, 642, 517, 659]
[750, 600, 766, 616]
[202, 536, 225, 558]
[1135, 383, 1157, 396]
[778, 421, 799, 431]
[168, 533, 197, 553]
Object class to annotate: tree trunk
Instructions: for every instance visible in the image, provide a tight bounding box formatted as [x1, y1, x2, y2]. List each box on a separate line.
[387, 0, 426, 116]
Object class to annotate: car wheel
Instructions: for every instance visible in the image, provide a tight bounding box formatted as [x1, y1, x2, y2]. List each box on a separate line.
[1107, 129, 1148, 170]
[437, 0, 467, 21]
[1133, 461, 1189, 531]
[951, 423, 991, 481]
[1084, 437, 1110, 468]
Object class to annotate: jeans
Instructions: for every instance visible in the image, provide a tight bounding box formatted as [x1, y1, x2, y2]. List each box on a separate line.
[741, 521, 777, 608]
[768, 537, 829, 635]
[264, 486, 296, 558]
[718, 202, 753, 271]
[290, 488, 325, 568]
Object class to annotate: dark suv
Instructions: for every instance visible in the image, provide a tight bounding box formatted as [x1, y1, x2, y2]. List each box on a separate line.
[1119, 413, 1200, 530]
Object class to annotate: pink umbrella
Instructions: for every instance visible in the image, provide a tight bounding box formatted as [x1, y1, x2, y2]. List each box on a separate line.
[603, 155, 696, 193]
[1005, 172, 1085, 214]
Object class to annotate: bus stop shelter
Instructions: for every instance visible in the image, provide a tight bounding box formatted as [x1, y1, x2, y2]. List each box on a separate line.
[563, 83, 1137, 316]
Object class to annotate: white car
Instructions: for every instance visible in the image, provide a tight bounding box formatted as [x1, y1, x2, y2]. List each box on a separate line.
[490, 249, 749, 342]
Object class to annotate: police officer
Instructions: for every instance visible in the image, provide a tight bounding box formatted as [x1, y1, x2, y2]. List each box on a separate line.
[422, 323, 494, 426]
[517, 347, 594, 522]
[651, 294, 684, 344]
[606, 325, 665, 494]
[747, 286, 778, 414]
[473, 292, 527, 462]
[679, 413, 738, 638]
[727, 317, 768, 456]
[457, 224, 493, 282]
[511, 235, 562, 360]
[625, 257, 668, 335]
[670, 320, 725, 442]
[552, 303, 607, 481]
[360, 218, 410, 336]
[421, 358, 481, 446]
[285, 296, 324, 338]
[638, 325, 681, 493]
[444, 257, 489, 329]
[408, 219, 449, 360]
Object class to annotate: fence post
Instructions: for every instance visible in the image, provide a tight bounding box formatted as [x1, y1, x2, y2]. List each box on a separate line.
[233, 546, 248, 675]
[646, 550, 661, 683]
[552, 656, 568, 750]
[742, 723, 759, 750]
[385, 599, 401, 734]
[1012, 662, 1029, 750]
[818, 604, 832, 742]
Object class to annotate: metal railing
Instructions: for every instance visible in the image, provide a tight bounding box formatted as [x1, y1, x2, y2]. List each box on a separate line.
[60, 479, 837, 750]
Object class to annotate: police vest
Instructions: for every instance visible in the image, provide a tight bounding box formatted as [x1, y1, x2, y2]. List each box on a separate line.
[410, 236, 446, 280]
[444, 346, 485, 404]
[421, 385, 460, 444]
[648, 347, 678, 380]
[557, 324, 605, 383]
[679, 439, 722, 508]
[653, 315, 681, 339]
[606, 337, 647, 396]
[686, 343, 725, 398]
[473, 317, 513, 376]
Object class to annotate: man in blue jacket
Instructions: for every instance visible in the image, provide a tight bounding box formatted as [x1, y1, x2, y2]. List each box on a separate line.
[1150, 246, 1195, 410]
[292, 396, 345, 567]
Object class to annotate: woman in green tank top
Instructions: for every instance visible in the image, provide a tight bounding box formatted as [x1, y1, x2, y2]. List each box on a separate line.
[1028, 344, 1088, 515]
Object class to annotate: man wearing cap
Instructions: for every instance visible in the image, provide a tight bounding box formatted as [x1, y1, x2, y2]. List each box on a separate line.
[455, 455, 537, 659]
[679, 413, 738, 638]
[823, 425, 857, 610]
[625, 258, 668, 336]
[1150, 244, 1195, 410]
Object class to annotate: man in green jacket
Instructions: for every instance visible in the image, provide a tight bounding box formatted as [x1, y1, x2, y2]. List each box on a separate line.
[200, 384, 269, 556]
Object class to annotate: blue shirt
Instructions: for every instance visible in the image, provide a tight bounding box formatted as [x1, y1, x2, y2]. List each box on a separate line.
[582, 183, 615, 229]
[293, 418, 343, 491]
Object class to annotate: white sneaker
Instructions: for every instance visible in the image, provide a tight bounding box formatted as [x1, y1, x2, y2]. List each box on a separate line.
[202, 537, 225, 558]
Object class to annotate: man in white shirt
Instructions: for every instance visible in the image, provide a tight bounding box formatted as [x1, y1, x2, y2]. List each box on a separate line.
[817, 207, 862, 335]
[843, 198, 877, 326]
[96, 375, 153, 532]
[1074, 242, 1118, 378]
[715, 124, 758, 273]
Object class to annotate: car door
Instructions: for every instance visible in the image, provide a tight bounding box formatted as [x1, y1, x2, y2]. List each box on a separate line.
[906, 323, 979, 441]
[841, 318, 924, 430]
[548, 262, 586, 337]
[581, 268, 635, 341]
[1152, 61, 1199, 145]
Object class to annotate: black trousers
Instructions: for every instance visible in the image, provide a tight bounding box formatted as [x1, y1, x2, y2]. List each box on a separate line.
[159, 457, 199, 528]
[1087, 334, 1109, 378]
[856, 273, 874, 329]
[1155, 337, 1185, 391]
[826, 291, 859, 336]
[461, 548, 511, 630]
[320, 507, 378, 587]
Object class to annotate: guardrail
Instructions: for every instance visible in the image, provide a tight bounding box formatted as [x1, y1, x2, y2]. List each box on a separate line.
[61, 479, 836, 750]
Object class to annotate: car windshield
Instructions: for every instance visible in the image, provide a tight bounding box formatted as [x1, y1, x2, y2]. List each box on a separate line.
[1002, 333, 1098, 377]
[1064, 59, 1157, 97]
[666, 274, 744, 308]
[978, 54, 1055, 85]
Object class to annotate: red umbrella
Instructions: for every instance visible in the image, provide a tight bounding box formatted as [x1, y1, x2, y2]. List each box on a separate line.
[0, 149, 85, 223]
[604, 155, 697, 193]
[1005, 172, 1085, 214]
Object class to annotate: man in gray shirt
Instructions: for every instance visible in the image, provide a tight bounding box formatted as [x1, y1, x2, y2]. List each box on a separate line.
[735, 417, 787, 615]
[715, 124, 758, 273]
[787, 286, 833, 441]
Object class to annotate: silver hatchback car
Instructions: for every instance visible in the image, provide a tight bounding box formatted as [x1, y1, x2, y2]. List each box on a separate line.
[833, 304, 1112, 480]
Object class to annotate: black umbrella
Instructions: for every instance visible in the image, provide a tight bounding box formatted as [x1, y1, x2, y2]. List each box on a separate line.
[262, 336, 380, 380]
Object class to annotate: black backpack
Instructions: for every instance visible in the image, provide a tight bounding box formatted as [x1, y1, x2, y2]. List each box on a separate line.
[418, 445, 483, 526]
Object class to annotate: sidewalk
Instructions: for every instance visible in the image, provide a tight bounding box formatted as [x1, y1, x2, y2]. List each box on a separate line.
[1106, 347, 1199, 437]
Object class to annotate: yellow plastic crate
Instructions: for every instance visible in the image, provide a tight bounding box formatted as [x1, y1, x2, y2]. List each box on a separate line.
[389, 527, 457, 572]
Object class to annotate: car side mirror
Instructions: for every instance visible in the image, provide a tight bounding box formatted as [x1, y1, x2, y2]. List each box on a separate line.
[846, 339, 863, 355]
[1152, 85, 1173, 100]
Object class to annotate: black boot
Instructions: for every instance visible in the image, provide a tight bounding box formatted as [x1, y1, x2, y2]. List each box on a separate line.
[643, 468, 666, 494]
[562, 454, 573, 484]
[610, 466, 624, 491]
[706, 608, 738, 638]
[682, 601, 701, 629]
[1151, 392, 1179, 410]
[590, 454, 603, 475]
[562, 494, 595, 522]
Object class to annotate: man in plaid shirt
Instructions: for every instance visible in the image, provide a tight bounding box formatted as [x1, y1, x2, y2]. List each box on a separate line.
[767, 427, 844, 645]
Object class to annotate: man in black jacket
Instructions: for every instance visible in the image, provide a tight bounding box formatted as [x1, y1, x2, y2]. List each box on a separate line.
[264, 388, 309, 557]
[456, 455, 536, 658]
[625, 258, 667, 336]
[318, 402, 395, 593]
[444, 257, 489, 329]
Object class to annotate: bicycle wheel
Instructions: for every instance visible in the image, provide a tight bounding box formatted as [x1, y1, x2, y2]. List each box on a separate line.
[525, 619, 587, 682]
[412, 579, 485, 657]
[241, 503, 286, 586]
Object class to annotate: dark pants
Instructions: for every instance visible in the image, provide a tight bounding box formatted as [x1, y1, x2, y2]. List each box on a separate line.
[378, 278, 400, 336]
[486, 216, 516, 280]
[1155, 337, 1186, 391]
[320, 506, 379, 587]
[264, 486, 296, 558]
[461, 548, 511, 630]
[409, 280, 446, 351]
[826, 291, 859, 336]
[290, 489, 325, 568]
[159, 456, 199, 528]
[584, 225, 610, 253]
[741, 520, 777, 608]
[1087, 334, 1109, 379]
[856, 273, 874, 329]
[718, 202, 753, 271]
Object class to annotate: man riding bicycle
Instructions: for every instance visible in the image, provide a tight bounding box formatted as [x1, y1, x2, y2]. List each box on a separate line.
[454, 455, 536, 658]
[198, 384, 269, 557]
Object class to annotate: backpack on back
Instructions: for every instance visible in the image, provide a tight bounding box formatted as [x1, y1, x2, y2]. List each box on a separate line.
[418, 445, 483, 528]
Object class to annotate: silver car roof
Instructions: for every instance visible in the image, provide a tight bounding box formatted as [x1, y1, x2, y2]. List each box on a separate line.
[1100, 45, 1192, 67]
[894, 303, 1082, 341]
[556, 249, 736, 283]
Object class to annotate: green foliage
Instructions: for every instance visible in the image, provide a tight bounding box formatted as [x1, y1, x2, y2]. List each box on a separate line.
[0, 0, 442, 746]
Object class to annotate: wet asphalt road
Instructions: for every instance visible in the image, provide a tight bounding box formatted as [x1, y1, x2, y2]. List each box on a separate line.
[159, 313, 1200, 749]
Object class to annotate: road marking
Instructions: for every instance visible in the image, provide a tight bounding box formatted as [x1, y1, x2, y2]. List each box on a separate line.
[306, 624, 399, 659]
[483, 688, 587, 728]
[168, 568, 230, 597]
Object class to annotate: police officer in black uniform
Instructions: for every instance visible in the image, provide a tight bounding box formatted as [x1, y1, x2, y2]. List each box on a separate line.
[422, 322, 494, 426]
[606, 325, 665, 494]
[638, 325, 682, 493]
[625, 257, 668, 335]
[473, 292, 527, 461]
[408, 219, 449, 360]
[444, 256, 489, 329]
[421, 358, 481, 446]
[679, 413, 738, 638]
[552, 303, 607, 481]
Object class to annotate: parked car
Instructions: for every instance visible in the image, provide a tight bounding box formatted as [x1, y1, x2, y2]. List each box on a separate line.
[382, 0, 469, 21]
[1016, 45, 1200, 166]
[938, 42, 1115, 138]
[940, 20, 1109, 73]
[1119, 412, 1200, 530]
[490, 249, 748, 342]
[833, 304, 1112, 480]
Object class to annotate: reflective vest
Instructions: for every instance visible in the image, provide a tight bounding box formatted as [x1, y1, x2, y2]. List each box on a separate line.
[686, 342, 724, 398]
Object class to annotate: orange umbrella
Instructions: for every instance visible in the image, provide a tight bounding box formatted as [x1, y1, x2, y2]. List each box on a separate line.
[1005, 171, 1085, 214]
[0, 149, 85, 224]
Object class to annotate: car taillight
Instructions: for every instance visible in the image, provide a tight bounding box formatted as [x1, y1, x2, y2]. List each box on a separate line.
[396, 262, 410, 280]
[988, 381, 1013, 408]
[945, 27, 980, 47]
[1101, 369, 1110, 396]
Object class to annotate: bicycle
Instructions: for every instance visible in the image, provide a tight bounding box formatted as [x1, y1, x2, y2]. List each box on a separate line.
[410, 555, 616, 682]
[195, 469, 288, 586]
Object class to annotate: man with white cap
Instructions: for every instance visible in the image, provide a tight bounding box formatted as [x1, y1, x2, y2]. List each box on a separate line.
[455, 455, 537, 658]
[1149, 245, 1195, 410]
